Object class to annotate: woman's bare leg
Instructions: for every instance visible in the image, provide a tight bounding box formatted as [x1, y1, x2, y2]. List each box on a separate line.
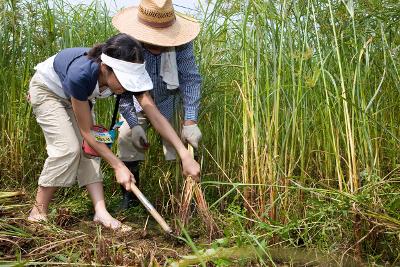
[28, 186, 57, 222]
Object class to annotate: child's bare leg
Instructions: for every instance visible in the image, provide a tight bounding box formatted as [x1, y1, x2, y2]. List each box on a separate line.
[86, 182, 131, 231]
[28, 186, 57, 222]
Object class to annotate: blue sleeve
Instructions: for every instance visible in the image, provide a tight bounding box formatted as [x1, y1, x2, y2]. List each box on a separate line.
[176, 41, 202, 121]
[119, 91, 139, 128]
[62, 61, 98, 101]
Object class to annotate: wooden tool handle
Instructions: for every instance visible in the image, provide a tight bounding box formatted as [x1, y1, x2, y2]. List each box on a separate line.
[130, 182, 172, 233]
[187, 143, 195, 180]
[187, 144, 194, 157]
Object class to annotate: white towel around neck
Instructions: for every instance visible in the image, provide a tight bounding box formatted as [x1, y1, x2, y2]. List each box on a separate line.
[160, 47, 179, 90]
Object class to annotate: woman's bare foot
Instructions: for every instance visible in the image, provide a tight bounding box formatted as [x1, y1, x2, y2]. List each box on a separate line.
[28, 206, 48, 222]
[93, 210, 131, 232]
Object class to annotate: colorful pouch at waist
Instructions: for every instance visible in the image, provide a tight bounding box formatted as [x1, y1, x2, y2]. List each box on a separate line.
[82, 123, 123, 158]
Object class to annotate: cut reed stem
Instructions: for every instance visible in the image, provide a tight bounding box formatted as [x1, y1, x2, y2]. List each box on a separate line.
[176, 145, 221, 239]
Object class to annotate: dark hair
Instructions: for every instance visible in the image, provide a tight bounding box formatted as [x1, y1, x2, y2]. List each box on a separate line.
[88, 33, 143, 68]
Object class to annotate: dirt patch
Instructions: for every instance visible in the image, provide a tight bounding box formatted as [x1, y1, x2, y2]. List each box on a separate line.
[0, 194, 203, 266]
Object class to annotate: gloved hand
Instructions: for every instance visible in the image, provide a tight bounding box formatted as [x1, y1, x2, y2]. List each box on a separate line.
[181, 124, 202, 149]
[131, 125, 149, 151]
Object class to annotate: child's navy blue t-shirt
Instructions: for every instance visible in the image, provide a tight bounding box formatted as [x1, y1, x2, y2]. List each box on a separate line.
[53, 48, 99, 101]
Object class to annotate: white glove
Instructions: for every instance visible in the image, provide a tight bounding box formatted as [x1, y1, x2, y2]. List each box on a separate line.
[131, 125, 148, 150]
[181, 124, 202, 149]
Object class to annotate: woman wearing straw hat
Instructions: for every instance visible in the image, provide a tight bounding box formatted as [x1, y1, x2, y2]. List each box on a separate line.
[27, 33, 200, 231]
[113, 0, 203, 208]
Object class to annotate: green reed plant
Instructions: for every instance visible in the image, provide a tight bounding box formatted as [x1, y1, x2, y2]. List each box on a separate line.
[1, 0, 400, 264]
[198, 0, 400, 262]
[0, 0, 115, 188]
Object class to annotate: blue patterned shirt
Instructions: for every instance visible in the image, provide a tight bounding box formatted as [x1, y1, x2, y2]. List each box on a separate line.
[119, 41, 202, 128]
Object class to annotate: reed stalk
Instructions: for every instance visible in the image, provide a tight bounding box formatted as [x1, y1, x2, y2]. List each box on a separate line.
[1, 0, 399, 264]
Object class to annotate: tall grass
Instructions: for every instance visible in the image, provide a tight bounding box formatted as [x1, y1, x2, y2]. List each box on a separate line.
[198, 0, 400, 262]
[0, 0, 115, 188]
[1, 0, 400, 264]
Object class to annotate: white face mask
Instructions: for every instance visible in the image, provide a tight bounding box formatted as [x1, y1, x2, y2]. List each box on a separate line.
[98, 86, 113, 98]
[89, 84, 113, 100]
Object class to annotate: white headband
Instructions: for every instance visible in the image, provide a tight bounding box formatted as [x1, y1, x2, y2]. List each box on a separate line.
[100, 53, 153, 93]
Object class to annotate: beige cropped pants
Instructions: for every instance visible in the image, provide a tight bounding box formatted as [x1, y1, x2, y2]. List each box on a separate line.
[29, 73, 102, 187]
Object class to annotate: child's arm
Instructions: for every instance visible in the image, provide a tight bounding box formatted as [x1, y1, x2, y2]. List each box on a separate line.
[71, 97, 135, 190]
[136, 92, 200, 181]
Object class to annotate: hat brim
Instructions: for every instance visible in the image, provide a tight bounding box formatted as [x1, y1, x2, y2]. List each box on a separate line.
[113, 68, 153, 93]
[112, 7, 200, 47]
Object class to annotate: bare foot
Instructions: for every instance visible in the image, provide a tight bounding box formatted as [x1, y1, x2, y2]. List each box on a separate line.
[93, 211, 131, 232]
[28, 206, 48, 222]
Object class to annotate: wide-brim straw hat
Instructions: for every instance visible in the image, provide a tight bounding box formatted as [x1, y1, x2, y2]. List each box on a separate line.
[112, 0, 201, 47]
